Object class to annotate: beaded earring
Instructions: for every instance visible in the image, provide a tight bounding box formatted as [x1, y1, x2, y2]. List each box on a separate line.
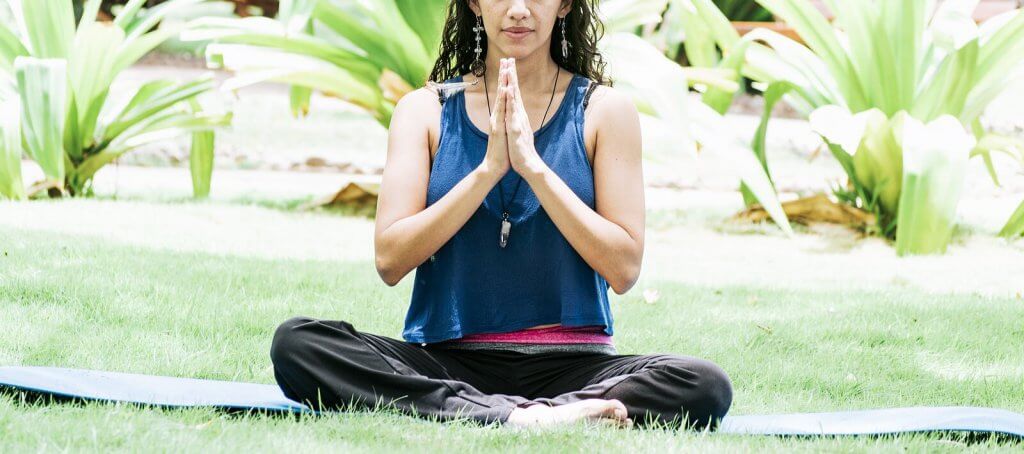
[560, 16, 568, 59]
[471, 15, 485, 77]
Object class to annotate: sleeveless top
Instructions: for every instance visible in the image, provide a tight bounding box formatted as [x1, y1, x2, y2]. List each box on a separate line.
[402, 71, 610, 344]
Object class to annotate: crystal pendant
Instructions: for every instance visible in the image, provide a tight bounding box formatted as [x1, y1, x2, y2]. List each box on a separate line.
[499, 212, 511, 248]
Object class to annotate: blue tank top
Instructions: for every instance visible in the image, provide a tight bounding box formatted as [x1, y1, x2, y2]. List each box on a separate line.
[402, 71, 612, 344]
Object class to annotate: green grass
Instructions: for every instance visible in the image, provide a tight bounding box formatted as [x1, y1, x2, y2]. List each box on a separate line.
[1, 224, 1022, 451]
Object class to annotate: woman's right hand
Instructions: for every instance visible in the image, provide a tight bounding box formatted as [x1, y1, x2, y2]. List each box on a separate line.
[481, 58, 512, 178]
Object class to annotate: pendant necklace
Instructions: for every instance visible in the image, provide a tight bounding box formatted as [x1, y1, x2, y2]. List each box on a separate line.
[483, 65, 560, 248]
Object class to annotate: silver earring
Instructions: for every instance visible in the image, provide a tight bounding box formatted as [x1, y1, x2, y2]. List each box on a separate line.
[560, 17, 568, 59]
[472, 15, 485, 76]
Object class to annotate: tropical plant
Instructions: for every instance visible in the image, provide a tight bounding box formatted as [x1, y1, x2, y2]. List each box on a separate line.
[181, 0, 791, 232]
[600, 30, 791, 234]
[181, 0, 446, 127]
[184, 0, 687, 126]
[72, 0, 276, 18]
[0, 0, 230, 199]
[689, 0, 1024, 253]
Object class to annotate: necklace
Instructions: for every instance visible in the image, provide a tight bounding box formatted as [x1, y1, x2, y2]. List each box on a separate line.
[483, 66, 560, 248]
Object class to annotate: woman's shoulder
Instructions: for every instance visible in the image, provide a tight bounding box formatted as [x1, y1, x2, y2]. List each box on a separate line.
[390, 86, 444, 129]
[579, 81, 639, 131]
[400, 86, 447, 110]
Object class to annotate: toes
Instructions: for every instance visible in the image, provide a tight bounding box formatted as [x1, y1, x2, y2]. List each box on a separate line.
[605, 399, 628, 419]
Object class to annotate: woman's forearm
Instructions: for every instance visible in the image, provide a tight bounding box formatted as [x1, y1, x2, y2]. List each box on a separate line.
[521, 161, 643, 294]
[375, 163, 504, 286]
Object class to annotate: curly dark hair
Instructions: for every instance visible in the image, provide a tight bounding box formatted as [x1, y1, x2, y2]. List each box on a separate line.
[427, 0, 612, 87]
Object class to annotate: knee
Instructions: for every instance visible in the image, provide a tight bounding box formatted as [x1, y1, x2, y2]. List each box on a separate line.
[658, 356, 734, 429]
[270, 316, 319, 368]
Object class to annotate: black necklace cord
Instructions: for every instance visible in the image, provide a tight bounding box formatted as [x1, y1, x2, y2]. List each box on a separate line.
[483, 65, 560, 218]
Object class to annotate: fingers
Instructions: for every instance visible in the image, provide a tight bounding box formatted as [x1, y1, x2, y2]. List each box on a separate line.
[503, 59, 527, 130]
[494, 86, 507, 133]
[491, 60, 507, 127]
[506, 60, 516, 119]
[508, 59, 525, 112]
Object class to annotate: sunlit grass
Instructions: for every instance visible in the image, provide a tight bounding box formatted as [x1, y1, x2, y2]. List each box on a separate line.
[1, 222, 1022, 451]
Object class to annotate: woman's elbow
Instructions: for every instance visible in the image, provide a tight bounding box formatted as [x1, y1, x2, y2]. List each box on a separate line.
[376, 265, 402, 287]
[374, 252, 403, 287]
[608, 261, 641, 295]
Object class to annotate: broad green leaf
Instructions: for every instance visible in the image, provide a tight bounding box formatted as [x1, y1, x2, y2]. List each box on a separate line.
[809, 106, 883, 194]
[895, 115, 975, 255]
[964, 10, 1024, 122]
[741, 29, 842, 109]
[290, 85, 313, 118]
[601, 0, 669, 33]
[0, 102, 24, 200]
[756, 0, 868, 110]
[808, 105, 870, 159]
[998, 199, 1024, 238]
[826, 0, 900, 114]
[68, 22, 125, 154]
[852, 109, 903, 216]
[881, 0, 929, 111]
[0, 17, 28, 73]
[15, 57, 66, 187]
[206, 43, 383, 120]
[111, 24, 184, 76]
[676, 0, 719, 68]
[10, 0, 76, 58]
[689, 0, 741, 51]
[750, 81, 794, 185]
[187, 98, 214, 198]
[911, 39, 978, 122]
[113, 0, 149, 30]
[394, 0, 447, 59]
[277, 0, 317, 35]
[123, 0, 209, 41]
[314, 0, 430, 87]
[186, 28, 379, 85]
[80, 110, 231, 179]
[77, 0, 103, 32]
[702, 38, 750, 114]
[102, 76, 216, 140]
[971, 133, 1024, 186]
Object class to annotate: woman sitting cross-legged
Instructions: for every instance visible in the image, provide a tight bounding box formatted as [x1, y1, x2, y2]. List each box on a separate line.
[270, 0, 732, 429]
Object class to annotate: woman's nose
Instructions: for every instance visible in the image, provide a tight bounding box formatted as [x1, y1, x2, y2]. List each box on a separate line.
[507, 0, 530, 20]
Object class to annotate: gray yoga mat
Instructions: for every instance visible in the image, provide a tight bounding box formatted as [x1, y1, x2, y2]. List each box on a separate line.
[1, 366, 1022, 438]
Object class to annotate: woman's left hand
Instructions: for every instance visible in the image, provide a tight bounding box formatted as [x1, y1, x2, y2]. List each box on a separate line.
[504, 60, 546, 176]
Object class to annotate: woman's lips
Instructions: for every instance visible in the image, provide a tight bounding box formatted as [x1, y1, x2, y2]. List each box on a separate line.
[503, 30, 532, 40]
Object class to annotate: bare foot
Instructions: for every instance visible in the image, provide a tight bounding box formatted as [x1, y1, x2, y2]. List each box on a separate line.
[506, 399, 633, 428]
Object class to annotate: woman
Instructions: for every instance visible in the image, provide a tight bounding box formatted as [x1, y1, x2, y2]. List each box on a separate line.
[270, 0, 732, 429]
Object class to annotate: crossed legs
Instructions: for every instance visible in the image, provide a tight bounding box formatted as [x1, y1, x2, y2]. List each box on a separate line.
[270, 317, 732, 429]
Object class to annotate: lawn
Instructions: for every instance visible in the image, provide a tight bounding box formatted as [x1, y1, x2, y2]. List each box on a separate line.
[1, 200, 1022, 452]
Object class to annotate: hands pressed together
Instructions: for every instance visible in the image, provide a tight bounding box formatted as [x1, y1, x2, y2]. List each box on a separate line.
[483, 58, 547, 179]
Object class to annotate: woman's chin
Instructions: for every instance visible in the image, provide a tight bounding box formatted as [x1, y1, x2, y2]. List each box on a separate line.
[498, 46, 539, 60]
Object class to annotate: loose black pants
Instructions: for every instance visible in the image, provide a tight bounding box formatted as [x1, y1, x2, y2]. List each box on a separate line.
[270, 316, 733, 429]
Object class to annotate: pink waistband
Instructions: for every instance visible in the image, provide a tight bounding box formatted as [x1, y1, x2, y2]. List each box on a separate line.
[454, 324, 612, 345]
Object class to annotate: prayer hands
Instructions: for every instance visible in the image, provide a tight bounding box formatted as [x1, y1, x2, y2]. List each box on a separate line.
[501, 59, 546, 176]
